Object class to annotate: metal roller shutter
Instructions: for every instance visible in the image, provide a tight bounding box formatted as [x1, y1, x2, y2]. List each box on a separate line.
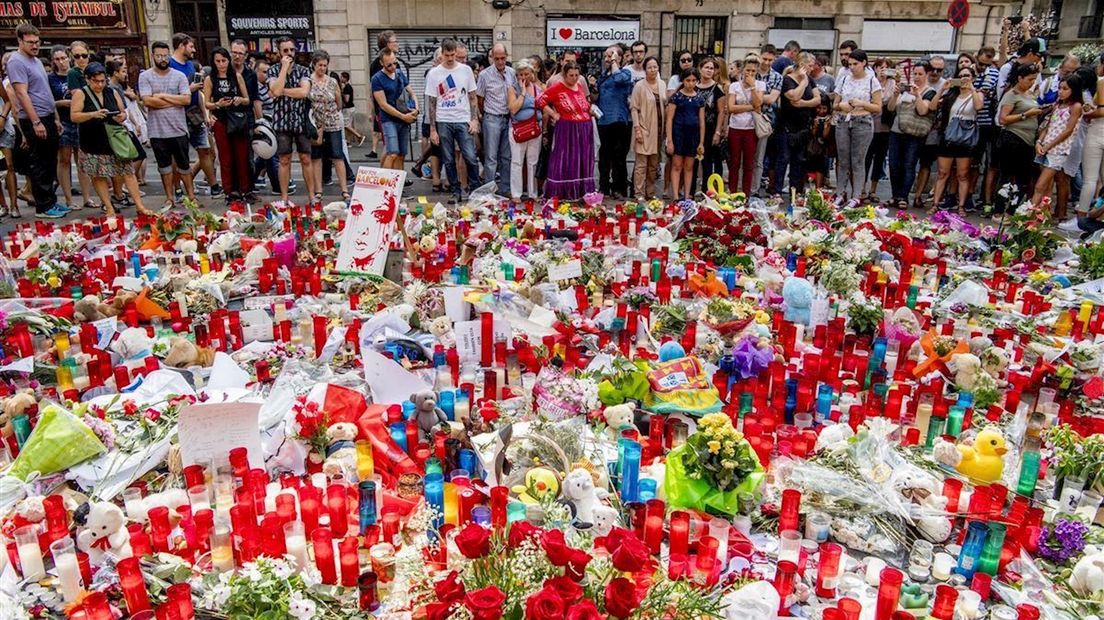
[368, 29, 495, 115]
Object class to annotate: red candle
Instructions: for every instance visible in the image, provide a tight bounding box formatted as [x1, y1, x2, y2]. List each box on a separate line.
[117, 556, 151, 614]
[837, 597, 862, 620]
[276, 493, 297, 524]
[1016, 604, 1041, 620]
[299, 486, 321, 534]
[311, 527, 337, 584]
[669, 510, 691, 557]
[167, 583, 194, 620]
[480, 312, 494, 367]
[929, 584, 957, 620]
[127, 524, 152, 557]
[644, 499, 665, 555]
[228, 447, 249, 479]
[147, 506, 172, 553]
[875, 567, 904, 620]
[816, 542, 843, 598]
[340, 536, 359, 587]
[82, 592, 115, 620]
[779, 489, 801, 532]
[326, 484, 348, 538]
[773, 560, 798, 616]
[359, 571, 380, 611]
[261, 513, 287, 557]
[381, 511, 400, 545]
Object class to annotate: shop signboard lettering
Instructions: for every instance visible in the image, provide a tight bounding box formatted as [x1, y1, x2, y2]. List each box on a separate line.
[227, 14, 314, 39]
[546, 19, 640, 48]
[0, 0, 126, 29]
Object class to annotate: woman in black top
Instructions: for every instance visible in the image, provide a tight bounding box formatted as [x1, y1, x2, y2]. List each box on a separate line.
[203, 47, 253, 202]
[70, 63, 145, 216]
[340, 71, 365, 146]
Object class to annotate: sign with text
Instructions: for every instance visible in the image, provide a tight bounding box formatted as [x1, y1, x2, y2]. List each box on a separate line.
[0, 1, 128, 30]
[178, 402, 264, 469]
[546, 19, 640, 48]
[227, 14, 314, 39]
[335, 167, 405, 276]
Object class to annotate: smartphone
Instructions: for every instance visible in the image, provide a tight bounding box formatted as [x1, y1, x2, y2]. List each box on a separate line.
[884, 68, 897, 78]
[948, 78, 962, 88]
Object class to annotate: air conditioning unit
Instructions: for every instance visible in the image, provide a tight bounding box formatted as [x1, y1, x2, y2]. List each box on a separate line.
[1079, 14, 1103, 39]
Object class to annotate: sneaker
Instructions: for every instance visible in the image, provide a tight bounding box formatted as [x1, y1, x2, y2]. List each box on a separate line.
[404, 179, 413, 187]
[448, 194, 460, 205]
[194, 180, 210, 190]
[254, 181, 267, 192]
[1058, 217, 1081, 233]
[324, 179, 336, 186]
[174, 189, 184, 202]
[269, 182, 298, 196]
[209, 184, 224, 197]
[367, 151, 378, 159]
[36, 204, 69, 219]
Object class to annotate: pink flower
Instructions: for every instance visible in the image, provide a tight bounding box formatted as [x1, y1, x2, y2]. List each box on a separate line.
[144, 408, 161, 422]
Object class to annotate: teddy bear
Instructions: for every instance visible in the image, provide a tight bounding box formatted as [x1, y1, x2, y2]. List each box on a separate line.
[592, 504, 621, 537]
[162, 337, 216, 368]
[893, 470, 952, 543]
[602, 402, 637, 438]
[99, 290, 139, 318]
[0, 389, 36, 440]
[76, 501, 132, 565]
[174, 238, 199, 254]
[428, 316, 456, 349]
[782, 277, 813, 326]
[411, 390, 449, 441]
[111, 327, 153, 362]
[948, 352, 982, 392]
[74, 295, 107, 322]
[1070, 547, 1104, 597]
[980, 346, 1009, 378]
[561, 467, 609, 526]
[322, 422, 360, 480]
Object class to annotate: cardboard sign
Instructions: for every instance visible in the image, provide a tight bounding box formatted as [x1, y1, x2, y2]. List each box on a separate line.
[547, 259, 583, 282]
[177, 402, 264, 468]
[455, 318, 512, 364]
[335, 167, 406, 275]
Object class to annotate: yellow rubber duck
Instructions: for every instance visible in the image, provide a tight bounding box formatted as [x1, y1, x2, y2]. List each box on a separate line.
[938, 427, 1008, 483]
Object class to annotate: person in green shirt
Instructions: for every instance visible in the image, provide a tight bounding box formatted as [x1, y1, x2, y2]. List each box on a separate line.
[994, 62, 1044, 214]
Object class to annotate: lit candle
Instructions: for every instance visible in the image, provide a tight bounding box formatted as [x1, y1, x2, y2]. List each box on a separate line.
[669, 511, 690, 557]
[815, 542, 843, 598]
[14, 525, 45, 580]
[312, 527, 337, 585]
[116, 556, 151, 614]
[284, 521, 309, 572]
[326, 484, 348, 538]
[210, 526, 234, 572]
[50, 537, 82, 602]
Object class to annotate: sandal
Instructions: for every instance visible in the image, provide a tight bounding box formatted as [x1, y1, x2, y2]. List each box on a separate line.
[313, 192, 323, 203]
[432, 184, 444, 192]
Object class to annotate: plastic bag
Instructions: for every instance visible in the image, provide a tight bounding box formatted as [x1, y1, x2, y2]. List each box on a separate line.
[664, 441, 764, 516]
[8, 405, 107, 480]
[596, 360, 652, 406]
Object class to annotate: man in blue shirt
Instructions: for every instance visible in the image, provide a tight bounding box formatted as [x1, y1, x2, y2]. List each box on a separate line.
[372, 47, 419, 172]
[169, 32, 220, 197]
[596, 45, 633, 198]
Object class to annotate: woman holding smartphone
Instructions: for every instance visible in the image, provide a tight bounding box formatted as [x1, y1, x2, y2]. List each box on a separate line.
[203, 47, 253, 203]
[930, 66, 984, 215]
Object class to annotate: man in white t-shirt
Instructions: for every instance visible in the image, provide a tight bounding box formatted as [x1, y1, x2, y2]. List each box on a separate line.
[426, 38, 480, 203]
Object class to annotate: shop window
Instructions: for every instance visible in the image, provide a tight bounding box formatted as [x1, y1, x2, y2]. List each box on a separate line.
[172, 0, 219, 62]
[672, 16, 727, 75]
[773, 17, 835, 31]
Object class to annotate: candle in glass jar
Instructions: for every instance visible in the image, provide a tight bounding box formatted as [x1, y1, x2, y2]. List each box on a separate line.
[339, 537, 359, 587]
[285, 521, 309, 571]
[210, 526, 234, 572]
[326, 484, 348, 538]
[116, 556, 151, 614]
[359, 571, 380, 611]
[311, 527, 337, 584]
[14, 525, 45, 580]
[50, 537, 82, 602]
[669, 511, 691, 557]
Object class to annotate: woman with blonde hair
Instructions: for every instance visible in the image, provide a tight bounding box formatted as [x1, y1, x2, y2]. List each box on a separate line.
[506, 58, 542, 199]
[727, 53, 764, 195]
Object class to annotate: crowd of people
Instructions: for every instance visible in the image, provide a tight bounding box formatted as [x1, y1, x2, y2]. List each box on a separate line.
[1, 23, 1102, 226]
[383, 32, 1103, 229]
[0, 24, 364, 219]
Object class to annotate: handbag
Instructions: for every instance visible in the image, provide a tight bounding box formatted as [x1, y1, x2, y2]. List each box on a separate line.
[223, 76, 252, 135]
[511, 84, 541, 143]
[896, 97, 934, 138]
[84, 87, 138, 160]
[944, 97, 978, 148]
[753, 111, 773, 139]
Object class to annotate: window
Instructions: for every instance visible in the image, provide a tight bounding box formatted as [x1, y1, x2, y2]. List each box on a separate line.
[773, 17, 834, 30]
[672, 16, 727, 75]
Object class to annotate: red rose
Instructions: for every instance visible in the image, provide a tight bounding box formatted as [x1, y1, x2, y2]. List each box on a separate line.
[526, 587, 566, 620]
[540, 529, 572, 567]
[565, 599, 604, 620]
[543, 575, 584, 605]
[455, 524, 491, 559]
[507, 521, 541, 549]
[565, 548, 592, 582]
[434, 570, 466, 604]
[605, 577, 643, 619]
[425, 602, 456, 620]
[604, 528, 650, 573]
[465, 585, 507, 620]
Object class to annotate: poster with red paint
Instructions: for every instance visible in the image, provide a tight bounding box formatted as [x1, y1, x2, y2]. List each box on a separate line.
[335, 167, 406, 276]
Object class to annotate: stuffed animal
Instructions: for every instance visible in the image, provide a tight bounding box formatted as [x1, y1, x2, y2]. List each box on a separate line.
[411, 390, 449, 441]
[428, 316, 456, 349]
[74, 295, 106, 322]
[111, 327, 154, 361]
[511, 466, 560, 504]
[99, 290, 139, 318]
[322, 422, 359, 480]
[174, 238, 199, 254]
[602, 402, 637, 437]
[0, 389, 36, 440]
[592, 504, 621, 537]
[980, 347, 1009, 378]
[1070, 548, 1104, 597]
[782, 277, 813, 326]
[561, 467, 608, 525]
[893, 469, 952, 543]
[142, 488, 190, 523]
[162, 337, 217, 368]
[949, 353, 982, 392]
[933, 426, 1007, 483]
[76, 501, 132, 565]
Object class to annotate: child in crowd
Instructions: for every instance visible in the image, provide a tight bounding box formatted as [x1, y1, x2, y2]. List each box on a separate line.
[666, 68, 705, 200]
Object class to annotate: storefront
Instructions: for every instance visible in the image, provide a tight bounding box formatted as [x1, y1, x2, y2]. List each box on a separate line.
[226, 13, 317, 55]
[0, 0, 147, 77]
[544, 16, 640, 80]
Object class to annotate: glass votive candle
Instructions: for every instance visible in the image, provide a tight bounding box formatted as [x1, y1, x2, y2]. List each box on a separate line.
[358, 571, 380, 611]
[804, 511, 830, 542]
[14, 524, 45, 580]
[637, 478, 658, 502]
[865, 557, 887, 586]
[187, 485, 210, 512]
[50, 537, 82, 602]
[931, 552, 955, 581]
[956, 589, 981, 620]
[123, 487, 148, 523]
[778, 529, 801, 563]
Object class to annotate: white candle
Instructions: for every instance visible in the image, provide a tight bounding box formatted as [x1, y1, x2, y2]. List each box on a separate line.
[52, 544, 82, 602]
[211, 527, 234, 572]
[287, 533, 308, 570]
[932, 552, 955, 581]
[865, 557, 886, 586]
[123, 488, 147, 523]
[15, 525, 45, 581]
[957, 590, 981, 619]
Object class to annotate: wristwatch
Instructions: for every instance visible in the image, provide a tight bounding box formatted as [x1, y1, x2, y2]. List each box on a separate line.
[32, 119, 42, 126]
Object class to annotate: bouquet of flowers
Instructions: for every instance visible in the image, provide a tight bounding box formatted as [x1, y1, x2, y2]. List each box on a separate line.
[197, 556, 360, 619]
[678, 207, 767, 266]
[665, 413, 763, 515]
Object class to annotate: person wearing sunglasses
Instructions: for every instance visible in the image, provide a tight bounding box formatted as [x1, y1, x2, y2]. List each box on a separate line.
[667, 50, 694, 97]
[10, 24, 69, 218]
[49, 44, 96, 211]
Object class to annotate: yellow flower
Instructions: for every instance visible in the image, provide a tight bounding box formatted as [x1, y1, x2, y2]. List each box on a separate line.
[721, 459, 737, 469]
[804, 246, 819, 257]
[707, 440, 722, 454]
[755, 310, 771, 325]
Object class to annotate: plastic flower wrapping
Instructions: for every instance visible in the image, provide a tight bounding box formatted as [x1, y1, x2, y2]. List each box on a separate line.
[0, 183, 1103, 620]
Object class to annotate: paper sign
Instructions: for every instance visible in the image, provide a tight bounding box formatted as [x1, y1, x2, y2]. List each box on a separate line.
[177, 402, 264, 469]
[0, 357, 34, 374]
[335, 167, 406, 275]
[443, 286, 470, 322]
[455, 318, 512, 364]
[240, 309, 273, 343]
[243, 295, 294, 310]
[206, 352, 252, 391]
[528, 305, 558, 329]
[362, 348, 431, 404]
[92, 316, 118, 349]
[547, 259, 583, 282]
[317, 325, 348, 363]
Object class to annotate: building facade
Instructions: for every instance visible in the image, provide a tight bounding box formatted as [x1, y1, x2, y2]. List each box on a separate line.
[148, 0, 1021, 127]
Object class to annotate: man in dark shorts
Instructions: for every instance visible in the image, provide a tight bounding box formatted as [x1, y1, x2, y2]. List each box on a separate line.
[139, 40, 196, 208]
[266, 36, 313, 205]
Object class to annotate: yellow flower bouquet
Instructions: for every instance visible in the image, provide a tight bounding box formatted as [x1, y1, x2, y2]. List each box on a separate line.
[664, 413, 763, 515]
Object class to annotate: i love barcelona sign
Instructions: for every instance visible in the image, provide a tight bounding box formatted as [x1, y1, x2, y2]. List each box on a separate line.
[546, 19, 640, 48]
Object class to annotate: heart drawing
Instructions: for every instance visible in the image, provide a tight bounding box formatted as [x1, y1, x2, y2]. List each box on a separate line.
[558, 27, 574, 40]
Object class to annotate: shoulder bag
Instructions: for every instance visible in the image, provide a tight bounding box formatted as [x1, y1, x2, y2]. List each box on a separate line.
[944, 96, 979, 148]
[223, 75, 252, 135]
[511, 84, 541, 143]
[84, 87, 138, 160]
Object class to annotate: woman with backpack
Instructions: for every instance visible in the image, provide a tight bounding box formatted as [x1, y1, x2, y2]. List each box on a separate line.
[203, 47, 253, 203]
[886, 63, 937, 210]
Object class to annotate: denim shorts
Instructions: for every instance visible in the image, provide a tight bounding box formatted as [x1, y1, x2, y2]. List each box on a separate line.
[60, 121, 80, 148]
[310, 130, 344, 160]
[188, 121, 210, 149]
[381, 121, 410, 157]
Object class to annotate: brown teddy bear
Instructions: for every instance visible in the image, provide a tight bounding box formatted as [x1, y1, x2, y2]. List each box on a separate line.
[0, 389, 36, 440]
[74, 295, 107, 322]
[162, 337, 217, 368]
[99, 290, 138, 318]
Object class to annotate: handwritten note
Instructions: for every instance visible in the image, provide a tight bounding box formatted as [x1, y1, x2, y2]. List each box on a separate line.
[454, 318, 512, 365]
[177, 403, 264, 469]
[547, 259, 583, 282]
[362, 349, 431, 404]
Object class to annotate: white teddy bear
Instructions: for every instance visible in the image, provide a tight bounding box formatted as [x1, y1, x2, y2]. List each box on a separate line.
[603, 402, 637, 438]
[1071, 547, 1104, 597]
[948, 352, 982, 392]
[591, 505, 621, 537]
[562, 467, 608, 525]
[77, 502, 132, 565]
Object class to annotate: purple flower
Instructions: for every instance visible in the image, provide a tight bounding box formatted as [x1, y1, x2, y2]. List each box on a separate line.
[1036, 518, 1089, 565]
[732, 336, 773, 379]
